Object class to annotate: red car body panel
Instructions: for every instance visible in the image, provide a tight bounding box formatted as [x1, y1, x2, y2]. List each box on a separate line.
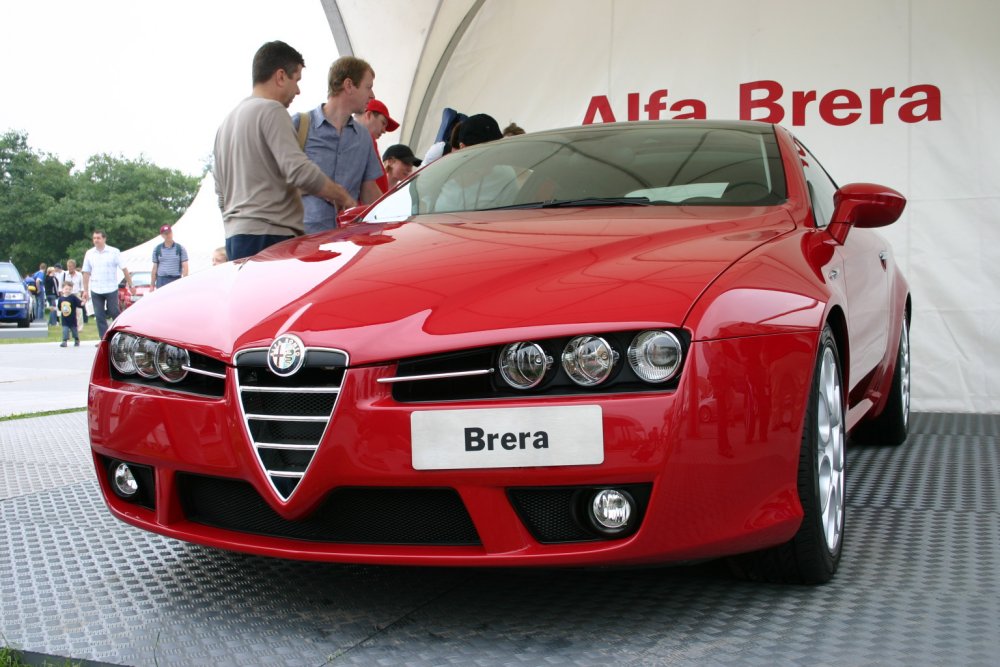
[88, 121, 909, 566]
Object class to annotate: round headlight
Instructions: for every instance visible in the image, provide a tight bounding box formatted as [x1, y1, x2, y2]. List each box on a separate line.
[498, 342, 551, 389]
[110, 333, 139, 374]
[132, 337, 160, 378]
[627, 330, 682, 383]
[562, 335, 619, 386]
[155, 343, 190, 383]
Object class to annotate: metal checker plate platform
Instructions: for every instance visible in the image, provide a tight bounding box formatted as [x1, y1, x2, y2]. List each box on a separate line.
[2, 412, 998, 666]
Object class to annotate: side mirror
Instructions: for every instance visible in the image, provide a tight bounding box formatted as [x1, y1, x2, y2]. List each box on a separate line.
[827, 183, 906, 244]
[337, 205, 370, 226]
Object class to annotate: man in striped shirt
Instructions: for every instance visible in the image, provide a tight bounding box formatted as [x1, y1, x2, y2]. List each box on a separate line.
[150, 225, 189, 290]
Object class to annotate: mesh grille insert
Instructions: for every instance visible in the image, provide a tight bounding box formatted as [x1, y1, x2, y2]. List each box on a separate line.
[176, 474, 481, 545]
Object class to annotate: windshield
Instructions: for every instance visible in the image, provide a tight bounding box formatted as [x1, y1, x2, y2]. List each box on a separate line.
[0, 264, 21, 283]
[364, 124, 787, 221]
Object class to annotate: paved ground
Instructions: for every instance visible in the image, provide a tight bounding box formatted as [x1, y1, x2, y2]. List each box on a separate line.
[1, 411, 998, 666]
[0, 333, 98, 418]
[0, 319, 48, 340]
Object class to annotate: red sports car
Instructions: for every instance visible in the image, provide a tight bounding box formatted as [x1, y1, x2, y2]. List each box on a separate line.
[88, 121, 910, 584]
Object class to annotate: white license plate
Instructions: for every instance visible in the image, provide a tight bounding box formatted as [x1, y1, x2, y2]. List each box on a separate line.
[411, 405, 604, 470]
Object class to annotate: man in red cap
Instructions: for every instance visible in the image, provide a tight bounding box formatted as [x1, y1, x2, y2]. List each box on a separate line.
[150, 224, 189, 291]
[353, 99, 399, 197]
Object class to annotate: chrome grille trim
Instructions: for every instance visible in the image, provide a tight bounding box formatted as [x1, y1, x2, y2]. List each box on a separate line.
[267, 471, 306, 479]
[234, 345, 349, 500]
[256, 442, 320, 451]
[245, 414, 329, 423]
[241, 386, 340, 394]
[377, 368, 493, 384]
[182, 365, 227, 380]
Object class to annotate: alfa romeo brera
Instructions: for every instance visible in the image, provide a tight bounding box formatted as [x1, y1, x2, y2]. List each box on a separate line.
[88, 120, 910, 584]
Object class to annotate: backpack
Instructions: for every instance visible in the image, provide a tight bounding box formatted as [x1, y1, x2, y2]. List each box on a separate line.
[154, 242, 186, 264]
[296, 112, 310, 150]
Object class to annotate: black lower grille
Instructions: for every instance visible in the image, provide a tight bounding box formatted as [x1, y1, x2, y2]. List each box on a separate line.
[176, 474, 481, 546]
[508, 484, 652, 543]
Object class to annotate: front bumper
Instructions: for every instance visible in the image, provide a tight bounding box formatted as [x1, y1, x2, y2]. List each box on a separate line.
[88, 332, 816, 566]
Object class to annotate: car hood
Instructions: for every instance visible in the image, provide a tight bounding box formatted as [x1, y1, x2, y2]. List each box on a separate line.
[0, 280, 26, 293]
[119, 207, 794, 364]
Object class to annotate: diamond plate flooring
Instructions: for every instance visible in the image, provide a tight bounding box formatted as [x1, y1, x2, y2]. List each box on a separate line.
[1, 412, 998, 666]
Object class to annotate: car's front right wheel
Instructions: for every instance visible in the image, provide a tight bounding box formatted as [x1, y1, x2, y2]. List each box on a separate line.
[730, 325, 845, 584]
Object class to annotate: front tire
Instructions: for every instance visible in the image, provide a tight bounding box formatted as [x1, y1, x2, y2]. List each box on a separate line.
[730, 325, 845, 584]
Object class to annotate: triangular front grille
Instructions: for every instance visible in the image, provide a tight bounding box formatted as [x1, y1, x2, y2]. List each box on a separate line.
[234, 347, 348, 499]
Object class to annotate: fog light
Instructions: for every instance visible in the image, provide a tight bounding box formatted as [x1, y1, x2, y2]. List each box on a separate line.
[590, 489, 633, 532]
[112, 462, 139, 498]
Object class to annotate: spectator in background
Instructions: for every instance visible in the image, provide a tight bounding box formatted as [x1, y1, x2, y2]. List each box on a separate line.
[381, 144, 421, 189]
[150, 224, 189, 291]
[503, 122, 526, 137]
[352, 99, 399, 198]
[56, 282, 81, 347]
[82, 229, 135, 342]
[32, 263, 46, 321]
[423, 108, 467, 166]
[214, 40, 354, 261]
[212, 247, 228, 265]
[292, 56, 383, 233]
[61, 259, 87, 325]
[23, 273, 38, 317]
[433, 114, 510, 212]
[45, 267, 59, 325]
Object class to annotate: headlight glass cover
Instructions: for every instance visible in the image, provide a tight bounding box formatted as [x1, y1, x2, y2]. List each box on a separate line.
[562, 335, 619, 386]
[498, 342, 551, 389]
[110, 333, 139, 374]
[155, 342, 190, 383]
[627, 330, 683, 383]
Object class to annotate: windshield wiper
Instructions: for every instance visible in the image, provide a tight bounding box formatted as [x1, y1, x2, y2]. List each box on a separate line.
[482, 196, 653, 211]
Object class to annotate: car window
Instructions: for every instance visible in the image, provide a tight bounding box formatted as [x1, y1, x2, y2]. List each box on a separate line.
[365, 125, 788, 221]
[795, 139, 839, 228]
[0, 263, 21, 282]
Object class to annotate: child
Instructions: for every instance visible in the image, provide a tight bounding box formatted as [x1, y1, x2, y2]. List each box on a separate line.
[57, 282, 82, 347]
[212, 246, 228, 265]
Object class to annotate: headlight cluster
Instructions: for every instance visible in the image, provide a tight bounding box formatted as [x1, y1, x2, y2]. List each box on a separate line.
[498, 330, 682, 391]
[110, 333, 191, 384]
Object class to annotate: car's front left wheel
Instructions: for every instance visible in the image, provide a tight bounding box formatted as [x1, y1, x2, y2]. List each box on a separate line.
[730, 325, 845, 584]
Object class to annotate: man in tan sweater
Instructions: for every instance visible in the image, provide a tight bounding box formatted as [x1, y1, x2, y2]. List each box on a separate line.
[214, 41, 354, 261]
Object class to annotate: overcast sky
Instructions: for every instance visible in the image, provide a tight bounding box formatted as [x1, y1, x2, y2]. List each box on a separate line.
[1, 0, 339, 176]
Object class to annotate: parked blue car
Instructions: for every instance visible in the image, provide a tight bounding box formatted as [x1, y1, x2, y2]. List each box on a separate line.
[0, 261, 34, 328]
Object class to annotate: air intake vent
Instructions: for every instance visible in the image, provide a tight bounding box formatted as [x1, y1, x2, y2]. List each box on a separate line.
[235, 346, 348, 499]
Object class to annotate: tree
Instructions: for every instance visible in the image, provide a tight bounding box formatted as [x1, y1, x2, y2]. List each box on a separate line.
[0, 130, 200, 271]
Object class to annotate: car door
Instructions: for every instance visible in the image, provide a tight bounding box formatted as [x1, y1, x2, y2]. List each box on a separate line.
[797, 140, 890, 388]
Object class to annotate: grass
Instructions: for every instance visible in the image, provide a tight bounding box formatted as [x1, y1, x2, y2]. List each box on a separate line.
[0, 407, 87, 423]
[0, 646, 83, 667]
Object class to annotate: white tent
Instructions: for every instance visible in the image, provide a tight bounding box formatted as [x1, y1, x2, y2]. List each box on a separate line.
[322, 0, 1000, 414]
[119, 172, 225, 276]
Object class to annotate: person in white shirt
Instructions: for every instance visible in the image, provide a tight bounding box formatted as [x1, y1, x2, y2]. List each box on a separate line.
[61, 258, 88, 326]
[82, 230, 135, 341]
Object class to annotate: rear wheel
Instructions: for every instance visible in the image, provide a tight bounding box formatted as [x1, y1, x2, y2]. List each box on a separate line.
[852, 316, 909, 446]
[730, 325, 845, 584]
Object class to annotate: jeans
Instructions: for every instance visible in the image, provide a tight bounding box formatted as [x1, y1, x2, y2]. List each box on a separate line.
[62, 324, 79, 342]
[90, 291, 120, 340]
[155, 274, 181, 288]
[47, 295, 58, 325]
[226, 234, 294, 261]
[34, 293, 45, 320]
